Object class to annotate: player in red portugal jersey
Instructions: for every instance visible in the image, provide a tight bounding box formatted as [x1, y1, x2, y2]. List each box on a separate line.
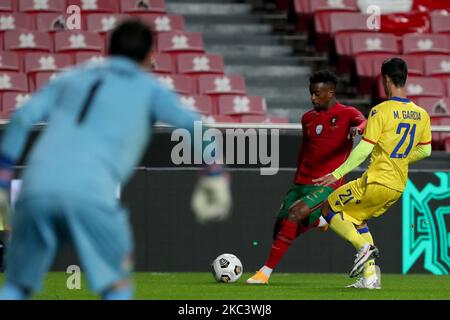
[247, 70, 367, 284]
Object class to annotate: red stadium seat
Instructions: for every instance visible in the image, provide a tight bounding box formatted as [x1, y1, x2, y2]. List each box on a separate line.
[378, 76, 444, 100]
[74, 52, 105, 65]
[295, 0, 357, 36]
[310, 0, 358, 13]
[36, 13, 70, 32]
[177, 53, 224, 76]
[402, 33, 450, 55]
[150, 53, 174, 74]
[154, 74, 193, 95]
[240, 115, 289, 124]
[330, 12, 371, 35]
[19, 0, 66, 13]
[2, 92, 31, 112]
[156, 31, 204, 55]
[0, 1, 14, 12]
[120, 0, 166, 14]
[355, 53, 396, 96]
[34, 70, 57, 90]
[413, 0, 450, 12]
[135, 14, 185, 33]
[416, 97, 450, 116]
[179, 95, 213, 115]
[314, 12, 371, 53]
[0, 13, 34, 31]
[54, 31, 105, 53]
[401, 55, 426, 76]
[218, 95, 266, 116]
[291, 0, 311, 32]
[380, 12, 430, 36]
[430, 14, 450, 34]
[310, 0, 359, 37]
[359, 54, 425, 77]
[0, 51, 21, 71]
[406, 76, 445, 98]
[351, 33, 399, 56]
[198, 75, 246, 111]
[431, 116, 450, 150]
[4, 30, 53, 53]
[24, 53, 73, 78]
[336, 32, 398, 74]
[69, 0, 120, 13]
[0, 71, 28, 92]
[86, 14, 130, 34]
[424, 55, 450, 78]
[445, 137, 450, 152]
[198, 75, 246, 96]
[447, 78, 450, 97]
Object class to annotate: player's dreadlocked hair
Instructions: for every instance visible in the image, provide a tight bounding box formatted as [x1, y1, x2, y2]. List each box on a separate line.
[309, 70, 337, 88]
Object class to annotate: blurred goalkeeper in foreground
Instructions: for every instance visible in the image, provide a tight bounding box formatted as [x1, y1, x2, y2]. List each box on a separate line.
[0, 20, 231, 300]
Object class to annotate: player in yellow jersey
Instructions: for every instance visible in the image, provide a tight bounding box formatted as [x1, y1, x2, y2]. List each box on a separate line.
[313, 58, 432, 289]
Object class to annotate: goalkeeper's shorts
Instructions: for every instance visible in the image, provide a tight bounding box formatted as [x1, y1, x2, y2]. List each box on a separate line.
[5, 191, 134, 294]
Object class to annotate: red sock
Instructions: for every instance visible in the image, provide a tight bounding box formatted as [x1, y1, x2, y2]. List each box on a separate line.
[265, 219, 298, 269]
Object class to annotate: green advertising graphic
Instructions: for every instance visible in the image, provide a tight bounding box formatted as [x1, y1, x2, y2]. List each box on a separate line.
[403, 172, 450, 274]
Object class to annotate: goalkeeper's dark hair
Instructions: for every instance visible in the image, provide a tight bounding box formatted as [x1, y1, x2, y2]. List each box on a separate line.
[309, 70, 337, 89]
[381, 57, 408, 87]
[109, 19, 153, 63]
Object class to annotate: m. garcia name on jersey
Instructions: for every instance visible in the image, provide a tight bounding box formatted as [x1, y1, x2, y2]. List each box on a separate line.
[393, 110, 421, 120]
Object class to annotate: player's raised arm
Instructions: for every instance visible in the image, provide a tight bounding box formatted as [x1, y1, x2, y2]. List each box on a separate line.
[151, 83, 201, 133]
[151, 83, 232, 224]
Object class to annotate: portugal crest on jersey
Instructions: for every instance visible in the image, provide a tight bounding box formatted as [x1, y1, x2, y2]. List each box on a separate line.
[316, 124, 323, 135]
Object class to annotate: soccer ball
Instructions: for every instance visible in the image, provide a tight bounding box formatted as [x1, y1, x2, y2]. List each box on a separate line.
[211, 253, 243, 283]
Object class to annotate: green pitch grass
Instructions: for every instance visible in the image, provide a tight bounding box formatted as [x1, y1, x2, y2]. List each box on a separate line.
[1, 272, 449, 300]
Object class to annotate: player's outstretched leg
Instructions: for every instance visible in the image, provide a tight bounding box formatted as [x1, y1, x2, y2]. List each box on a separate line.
[247, 201, 312, 285]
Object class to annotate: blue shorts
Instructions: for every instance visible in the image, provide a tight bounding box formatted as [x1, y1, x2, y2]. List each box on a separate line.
[5, 191, 133, 294]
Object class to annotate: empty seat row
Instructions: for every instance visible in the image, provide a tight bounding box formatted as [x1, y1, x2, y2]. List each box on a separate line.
[335, 32, 450, 74]
[0, 51, 225, 77]
[0, 70, 248, 95]
[377, 76, 450, 101]
[180, 95, 267, 117]
[0, 0, 166, 14]
[337, 32, 450, 59]
[0, 13, 185, 33]
[0, 30, 205, 56]
[313, 11, 450, 53]
[356, 53, 450, 95]
[0, 89, 286, 124]
[292, 0, 450, 34]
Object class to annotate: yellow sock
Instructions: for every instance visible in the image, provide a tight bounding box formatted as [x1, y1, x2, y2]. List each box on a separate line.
[360, 228, 376, 278]
[328, 212, 367, 250]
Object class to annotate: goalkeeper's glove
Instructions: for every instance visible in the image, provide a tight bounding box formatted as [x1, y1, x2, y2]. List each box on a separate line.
[191, 165, 231, 224]
[0, 155, 13, 231]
